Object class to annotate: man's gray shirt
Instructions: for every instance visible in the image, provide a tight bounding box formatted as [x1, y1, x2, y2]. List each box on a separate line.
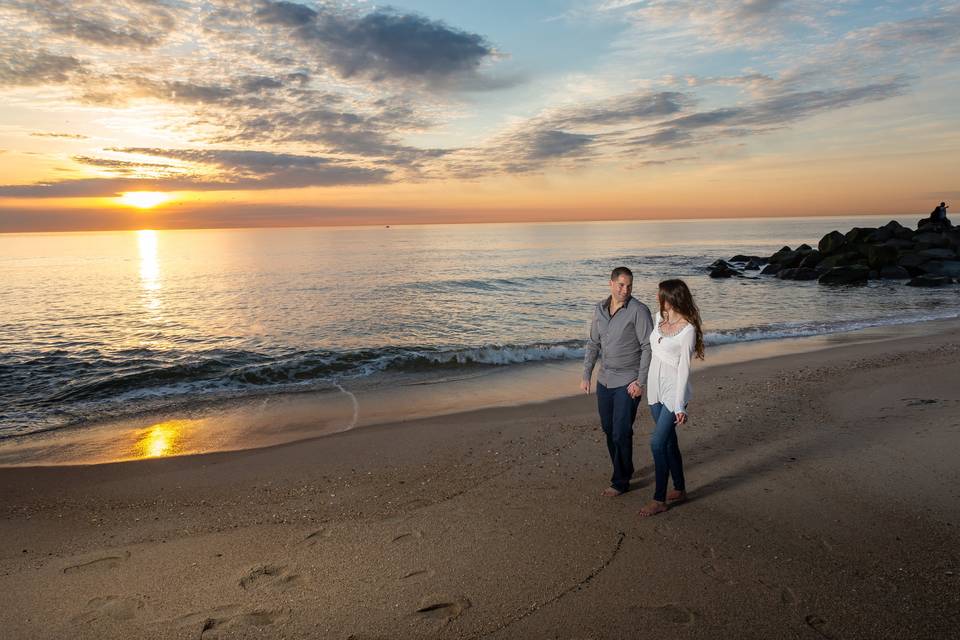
[582, 296, 653, 389]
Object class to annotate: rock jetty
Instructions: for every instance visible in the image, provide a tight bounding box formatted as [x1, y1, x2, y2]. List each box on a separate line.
[710, 218, 960, 287]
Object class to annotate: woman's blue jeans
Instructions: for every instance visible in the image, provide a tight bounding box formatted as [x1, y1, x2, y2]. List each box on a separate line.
[649, 402, 686, 502]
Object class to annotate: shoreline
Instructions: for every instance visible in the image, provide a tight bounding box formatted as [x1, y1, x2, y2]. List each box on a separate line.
[3, 314, 960, 468]
[2, 319, 959, 638]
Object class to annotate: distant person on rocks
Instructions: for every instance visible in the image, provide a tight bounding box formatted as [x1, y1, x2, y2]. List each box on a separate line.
[581, 266, 654, 497]
[930, 202, 950, 224]
[639, 279, 705, 517]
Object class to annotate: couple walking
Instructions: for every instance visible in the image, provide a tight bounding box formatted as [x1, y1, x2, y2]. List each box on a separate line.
[581, 267, 705, 517]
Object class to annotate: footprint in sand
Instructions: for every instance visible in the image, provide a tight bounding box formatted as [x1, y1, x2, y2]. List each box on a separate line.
[413, 596, 471, 626]
[72, 596, 145, 623]
[239, 564, 305, 591]
[634, 604, 697, 625]
[804, 614, 835, 639]
[799, 533, 835, 555]
[200, 609, 287, 638]
[690, 542, 717, 560]
[699, 562, 735, 585]
[63, 550, 131, 574]
[780, 587, 799, 606]
[301, 528, 334, 546]
[168, 604, 240, 627]
[756, 578, 798, 607]
[864, 574, 898, 596]
[166, 605, 286, 638]
[400, 569, 435, 582]
[391, 530, 424, 544]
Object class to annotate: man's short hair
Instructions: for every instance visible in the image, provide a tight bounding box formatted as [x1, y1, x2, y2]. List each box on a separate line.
[610, 266, 633, 281]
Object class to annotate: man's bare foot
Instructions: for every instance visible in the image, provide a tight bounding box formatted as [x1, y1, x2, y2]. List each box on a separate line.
[601, 487, 623, 497]
[638, 500, 668, 516]
[667, 489, 687, 502]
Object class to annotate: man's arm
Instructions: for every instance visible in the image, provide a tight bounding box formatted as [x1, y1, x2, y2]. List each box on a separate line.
[634, 305, 653, 389]
[581, 306, 600, 392]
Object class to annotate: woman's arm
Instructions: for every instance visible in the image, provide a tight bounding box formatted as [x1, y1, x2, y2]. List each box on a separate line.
[674, 327, 696, 416]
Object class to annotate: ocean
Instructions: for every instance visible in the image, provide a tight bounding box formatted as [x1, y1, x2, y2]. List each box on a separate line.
[2, 215, 958, 463]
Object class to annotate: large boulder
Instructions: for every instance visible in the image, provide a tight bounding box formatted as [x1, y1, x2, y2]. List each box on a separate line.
[777, 267, 820, 281]
[907, 274, 952, 287]
[818, 230, 846, 255]
[893, 226, 916, 240]
[761, 263, 783, 275]
[709, 262, 742, 278]
[879, 265, 911, 279]
[818, 265, 870, 285]
[845, 227, 877, 245]
[881, 238, 915, 251]
[851, 243, 878, 259]
[768, 246, 798, 264]
[917, 248, 957, 260]
[919, 260, 960, 278]
[866, 244, 899, 269]
[744, 259, 763, 270]
[799, 250, 823, 268]
[898, 253, 930, 276]
[913, 232, 950, 248]
[730, 254, 766, 263]
[899, 253, 930, 268]
[917, 219, 953, 233]
[815, 252, 861, 273]
[947, 230, 960, 249]
[867, 227, 893, 243]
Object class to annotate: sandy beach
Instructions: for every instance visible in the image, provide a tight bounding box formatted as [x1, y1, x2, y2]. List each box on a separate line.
[2, 322, 959, 639]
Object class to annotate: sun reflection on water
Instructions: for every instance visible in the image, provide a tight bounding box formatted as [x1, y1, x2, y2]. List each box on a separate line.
[137, 229, 160, 293]
[132, 419, 194, 459]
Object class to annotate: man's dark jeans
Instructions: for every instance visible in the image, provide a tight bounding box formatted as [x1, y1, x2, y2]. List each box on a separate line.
[597, 382, 641, 493]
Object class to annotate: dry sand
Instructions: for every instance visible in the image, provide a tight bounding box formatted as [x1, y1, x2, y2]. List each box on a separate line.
[2, 323, 959, 639]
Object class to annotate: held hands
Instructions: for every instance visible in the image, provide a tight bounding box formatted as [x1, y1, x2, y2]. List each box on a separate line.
[627, 381, 643, 399]
[675, 412, 687, 425]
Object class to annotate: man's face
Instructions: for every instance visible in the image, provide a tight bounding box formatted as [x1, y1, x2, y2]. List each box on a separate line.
[609, 275, 633, 303]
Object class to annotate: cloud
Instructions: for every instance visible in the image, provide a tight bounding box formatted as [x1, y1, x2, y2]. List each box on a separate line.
[72, 155, 176, 172]
[0, 49, 86, 87]
[605, 0, 828, 49]
[0, 148, 390, 197]
[850, 6, 960, 57]
[31, 132, 89, 139]
[6, 0, 180, 49]
[455, 77, 908, 177]
[622, 79, 909, 149]
[524, 130, 597, 160]
[255, 0, 317, 27]
[253, 1, 510, 89]
[636, 155, 699, 166]
[547, 91, 690, 128]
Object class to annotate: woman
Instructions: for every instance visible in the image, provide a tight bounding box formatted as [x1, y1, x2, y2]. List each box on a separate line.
[639, 279, 705, 517]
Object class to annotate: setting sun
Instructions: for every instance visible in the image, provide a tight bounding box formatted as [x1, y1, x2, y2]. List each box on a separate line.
[118, 191, 172, 209]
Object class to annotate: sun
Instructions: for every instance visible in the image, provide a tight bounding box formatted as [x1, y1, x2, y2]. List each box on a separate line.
[117, 191, 172, 209]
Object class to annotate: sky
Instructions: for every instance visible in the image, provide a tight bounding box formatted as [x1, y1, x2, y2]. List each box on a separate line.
[1, 0, 958, 231]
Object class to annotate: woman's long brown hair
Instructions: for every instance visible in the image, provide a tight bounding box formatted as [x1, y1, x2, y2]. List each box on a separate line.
[658, 279, 705, 360]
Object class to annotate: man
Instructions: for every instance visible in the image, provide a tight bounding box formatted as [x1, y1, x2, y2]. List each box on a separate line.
[581, 266, 654, 497]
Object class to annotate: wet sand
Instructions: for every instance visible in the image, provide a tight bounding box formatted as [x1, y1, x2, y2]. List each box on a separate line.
[2, 322, 959, 638]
